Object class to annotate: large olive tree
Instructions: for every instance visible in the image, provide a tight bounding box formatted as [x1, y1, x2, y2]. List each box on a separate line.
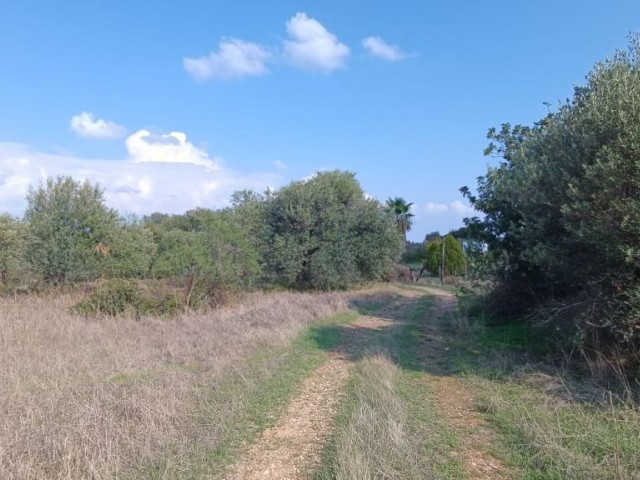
[264, 170, 403, 290]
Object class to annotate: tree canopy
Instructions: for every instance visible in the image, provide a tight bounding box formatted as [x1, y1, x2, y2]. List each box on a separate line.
[462, 35, 640, 351]
[385, 197, 414, 242]
[264, 171, 404, 289]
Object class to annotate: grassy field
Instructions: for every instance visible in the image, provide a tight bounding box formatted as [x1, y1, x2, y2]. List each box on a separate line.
[2, 284, 638, 479]
[0, 290, 348, 479]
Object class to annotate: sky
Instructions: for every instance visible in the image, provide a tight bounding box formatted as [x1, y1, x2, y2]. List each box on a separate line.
[1, 1, 639, 241]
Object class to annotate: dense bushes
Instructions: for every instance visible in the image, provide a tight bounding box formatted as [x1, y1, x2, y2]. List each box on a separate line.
[74, 279, 181, 317]
[2, 170, 404, 309]
[463, 36, 640, 352]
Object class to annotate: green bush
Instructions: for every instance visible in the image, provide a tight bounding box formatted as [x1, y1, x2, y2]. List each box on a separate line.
[424, 234, 466, 277]
[25, 176, 120, 285]
[0, 214, 34, 293]
[99, 221, 157, 278]
[74, 279, 142, 316]
[74, 279, 183, 317]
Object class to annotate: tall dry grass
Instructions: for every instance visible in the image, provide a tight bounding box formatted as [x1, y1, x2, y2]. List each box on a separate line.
[0, 290, 347, 479]
[329, 354, 431, 480]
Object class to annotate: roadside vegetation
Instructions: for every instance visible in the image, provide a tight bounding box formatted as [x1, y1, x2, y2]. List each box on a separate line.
[444, 295, 640, 479]
[460, 35, 640, 368]
[0, 289, 349, 479]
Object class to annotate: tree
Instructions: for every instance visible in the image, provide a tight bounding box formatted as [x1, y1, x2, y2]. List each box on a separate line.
[461, 35, 640, 350]
[385, 197, 414, 243]
[424, 234, 465, 277]
[264, 171, 403, 290]
[424, 231, 442, 243]
[151, 208, 261, 305]
[24, 176, 119, 284]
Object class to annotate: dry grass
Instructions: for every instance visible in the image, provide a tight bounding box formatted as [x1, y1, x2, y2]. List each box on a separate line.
[327, 354, 431, 480]
[0, 290, 347, 479]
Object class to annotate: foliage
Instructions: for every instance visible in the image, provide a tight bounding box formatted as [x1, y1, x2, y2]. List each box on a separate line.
[74, 278, 181, 317]
[423, 231, 442, 243]
[264, 171, 404, 290]
[74, 278, 143, 316]
[151, 209, 260, 306]
[424, 234, 466, 277]
[403, 241, 427, 263]
[462, 35, 640, 351]
[463, 240, 492, 280]
[24, 176, 119, 285]
[0, 214, 33, 293]
[385, 196, 414, 242]
[99, 219, 157, 278]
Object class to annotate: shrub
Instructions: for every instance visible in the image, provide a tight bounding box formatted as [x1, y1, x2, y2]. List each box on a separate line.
[462, 35, 640, 352]
[0, 214, 34, 293]
[74, 279, 142, 316]
[74, 279, 183, 317]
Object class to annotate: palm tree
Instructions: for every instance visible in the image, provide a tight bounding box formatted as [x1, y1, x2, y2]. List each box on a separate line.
[385, 197, 414, 244]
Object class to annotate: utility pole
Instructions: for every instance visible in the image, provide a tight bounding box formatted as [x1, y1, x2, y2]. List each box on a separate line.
[440, 237, 446, 285]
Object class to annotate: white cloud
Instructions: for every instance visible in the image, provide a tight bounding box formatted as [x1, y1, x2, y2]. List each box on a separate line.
[70, 112, 126, 139]
[423, 200, 475, 216]
[362, 36, 408, 61]
[126, 129, 221, 171]
[273, 160, 287, 171]
[183, 38, 272, 81]
[424, 202, 449, 213]
[0, 139, 280, 217]
[283, 13, 349, 72]
[450, 200, 475, 215]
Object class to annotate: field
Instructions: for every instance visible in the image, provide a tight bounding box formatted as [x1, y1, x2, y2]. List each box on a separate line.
[1, 284, 638, 479]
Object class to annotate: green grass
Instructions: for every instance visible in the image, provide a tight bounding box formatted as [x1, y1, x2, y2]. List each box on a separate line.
[473, 379, 640, 480]
[443, 295, 640, 480]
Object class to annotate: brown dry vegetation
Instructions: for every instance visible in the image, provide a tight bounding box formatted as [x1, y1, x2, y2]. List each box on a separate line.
[0, 290, 347, 479]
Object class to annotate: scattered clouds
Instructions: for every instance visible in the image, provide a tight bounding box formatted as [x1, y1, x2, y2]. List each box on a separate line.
[183, 13, 357, 80]
[424, 202, 449, 213]
[283, 13, 349, 72]
[423, 200, 475, 216]
[0, 134, 281, 216]
[69, 112, 126, 139]
[450, 200, 475, 215]
[362, 36, 408, 61]
[183, 38, 272, 81]
[126, 129, 221, 171]
[273, 160, 287, 171]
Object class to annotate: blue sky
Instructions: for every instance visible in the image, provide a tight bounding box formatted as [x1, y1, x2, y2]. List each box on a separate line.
[1, 1, 638, 241]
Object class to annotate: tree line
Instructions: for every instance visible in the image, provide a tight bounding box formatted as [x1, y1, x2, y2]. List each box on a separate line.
[0, 170, 404, 308]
